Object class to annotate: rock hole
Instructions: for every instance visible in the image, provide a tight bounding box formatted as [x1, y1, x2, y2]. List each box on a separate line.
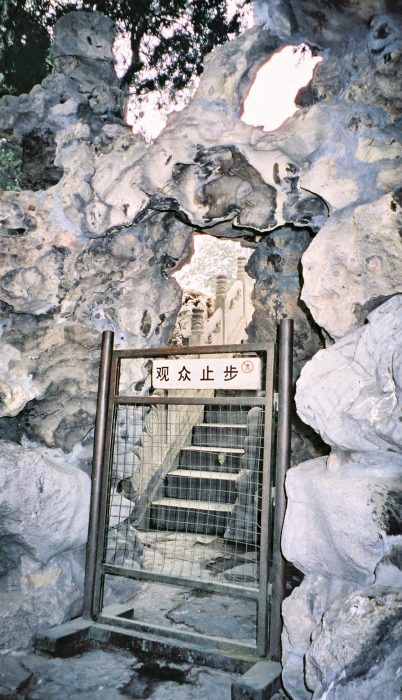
[381, 490, 402, 536]
[172, 232, 254, 346]
[20, 129, 63, 191]
[375, 23, 390, 39]
[241, 44, 322, 131]
[140, 309, 152, 337]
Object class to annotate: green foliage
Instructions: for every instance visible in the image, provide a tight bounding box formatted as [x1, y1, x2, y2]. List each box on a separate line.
[0, 1, 54, 97]
[0, 140, 21, 190]
[0, 0, 252, 104]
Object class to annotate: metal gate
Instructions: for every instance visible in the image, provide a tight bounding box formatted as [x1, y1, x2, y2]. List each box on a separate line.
[83, 321, 292, 662]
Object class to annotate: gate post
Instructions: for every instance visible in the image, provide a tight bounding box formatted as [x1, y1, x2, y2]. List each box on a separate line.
[269, 318, 293, 661]
[83, 330, 114, 620]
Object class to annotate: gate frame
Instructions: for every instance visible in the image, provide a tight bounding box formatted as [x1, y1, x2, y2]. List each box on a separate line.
[36, 320, 293, 671]
[84, 319, 293, 661]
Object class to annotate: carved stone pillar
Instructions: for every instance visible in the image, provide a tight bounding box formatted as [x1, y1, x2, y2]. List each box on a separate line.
[215, 275, 228, 343]
[190, 306, 205, 345]
[237, 256, 252, 326]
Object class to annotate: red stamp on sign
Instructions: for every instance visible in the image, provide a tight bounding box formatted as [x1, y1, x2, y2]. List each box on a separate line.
[241, 360, 254, 373]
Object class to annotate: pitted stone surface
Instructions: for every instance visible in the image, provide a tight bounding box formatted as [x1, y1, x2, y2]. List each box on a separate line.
[301, 197, 402, 340]
[0, 542, 141, 651]
[0, 8, 401, 455]
[246, 227, 326, 462]
[0, 440, 90, 572]
[282, 452, 402, 583]
[247, 228, 322, 375]
[306, 588, 402, 699]
[52, 10, 115, 61]
[283, 294, 402, 698]
[0, 548, 86, 651]
[295, 295, 402, 452]
[281, 575, 355, 700]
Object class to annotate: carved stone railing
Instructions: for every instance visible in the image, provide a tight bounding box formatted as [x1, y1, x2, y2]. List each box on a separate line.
[190, 257, 254, 346]
[224, 406, 264, 543]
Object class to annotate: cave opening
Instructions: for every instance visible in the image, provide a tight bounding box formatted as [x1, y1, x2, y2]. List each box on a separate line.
[171, 232, 255, 347]
[241, 43, 322, 132]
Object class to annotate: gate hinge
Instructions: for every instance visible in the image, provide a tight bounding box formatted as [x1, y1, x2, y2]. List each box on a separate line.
[271, 485, 276, 505]
[267, 582, 273, 597]
[273, 392, 279, 412]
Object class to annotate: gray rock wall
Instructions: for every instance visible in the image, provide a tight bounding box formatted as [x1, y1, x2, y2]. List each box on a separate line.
[0, 11, 181, 647]
[281, 295, 402, 698]
[0, 6, 400, 690]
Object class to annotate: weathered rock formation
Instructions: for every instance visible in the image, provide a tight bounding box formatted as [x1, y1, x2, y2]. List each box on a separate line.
[0, 5, 400, 694]
[282, 295, 402, 698]
[0, 441, 90, 649]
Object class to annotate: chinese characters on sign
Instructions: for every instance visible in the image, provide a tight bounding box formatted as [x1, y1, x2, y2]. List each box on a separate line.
[152, 357, 262, 390]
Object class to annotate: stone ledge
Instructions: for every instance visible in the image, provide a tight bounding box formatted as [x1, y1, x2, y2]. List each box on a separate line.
[231, 659, 282, 700]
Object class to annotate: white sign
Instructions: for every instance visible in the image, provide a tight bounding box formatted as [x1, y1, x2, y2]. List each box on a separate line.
[152, 357, 262, 390]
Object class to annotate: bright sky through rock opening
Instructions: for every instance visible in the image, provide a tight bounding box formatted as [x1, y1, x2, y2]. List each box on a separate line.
[173, 234, 251, 296]
[241, 44, 322, 132]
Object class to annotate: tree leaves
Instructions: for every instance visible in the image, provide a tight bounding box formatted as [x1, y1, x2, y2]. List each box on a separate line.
[0, 1, 53, 96]
[0, 0, 252, 103]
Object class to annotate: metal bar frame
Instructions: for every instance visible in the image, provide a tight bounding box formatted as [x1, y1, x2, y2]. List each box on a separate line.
[96, 611, 257, 655]
[83, 330, 114, 619]
[92, 350, 120, 618]
[257, 348, 275, 656]
[269, 319, 294, 660]
[84, 328, 293, 660]
[114, 342, 266, 359]
[112, 396, 266, 406]
[103, 563, 259, 599]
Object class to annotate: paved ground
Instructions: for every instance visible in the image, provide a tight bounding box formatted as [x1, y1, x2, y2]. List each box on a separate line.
[1, 574, 289, 699]
[0, 648, 288, 699]
[1, 531, 296, 698]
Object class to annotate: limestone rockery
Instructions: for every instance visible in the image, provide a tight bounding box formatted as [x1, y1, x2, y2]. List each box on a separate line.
[0, 1, 401, 698]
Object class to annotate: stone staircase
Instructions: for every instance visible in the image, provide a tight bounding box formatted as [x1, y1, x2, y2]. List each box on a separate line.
[149, 405, 259, 539]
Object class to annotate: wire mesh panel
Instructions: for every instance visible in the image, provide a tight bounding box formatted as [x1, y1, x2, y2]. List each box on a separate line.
[92, 344, 276, 656]
[103, 401, 265, 589]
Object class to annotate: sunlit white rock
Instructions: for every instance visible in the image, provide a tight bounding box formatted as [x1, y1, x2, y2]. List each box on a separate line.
[301, 198, 402, 340]
[296, 295, 402, 452]
[282, 452, 402, 583]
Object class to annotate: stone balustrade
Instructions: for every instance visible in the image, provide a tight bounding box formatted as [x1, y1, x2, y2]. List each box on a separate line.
[189, 257, 254, 346]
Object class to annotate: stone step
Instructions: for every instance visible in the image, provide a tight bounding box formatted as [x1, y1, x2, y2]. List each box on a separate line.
[165, 469, 238, 503]
[179, 445, 244, 472]
[192, 423, 248, 448]
[150, 498, 233, 535]
[203, 406, 250, 425]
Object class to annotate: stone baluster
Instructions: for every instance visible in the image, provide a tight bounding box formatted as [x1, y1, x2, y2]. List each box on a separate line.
[190, 306, 204, 345]
[215, 275, 228, 343]
[237, 256, 252, 325]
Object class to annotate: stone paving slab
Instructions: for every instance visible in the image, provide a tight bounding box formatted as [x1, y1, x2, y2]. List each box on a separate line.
[2, 648, 243, 699]
[231, 660, 282, 699]
[0, 655, 32, 696]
